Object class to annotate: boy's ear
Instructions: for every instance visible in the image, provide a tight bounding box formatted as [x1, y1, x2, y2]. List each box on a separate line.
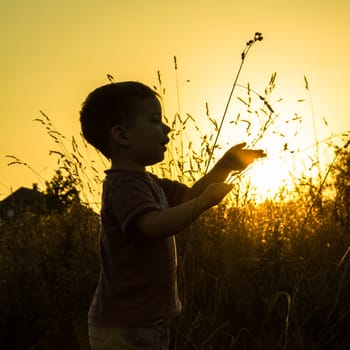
[110, 125, 131, 146]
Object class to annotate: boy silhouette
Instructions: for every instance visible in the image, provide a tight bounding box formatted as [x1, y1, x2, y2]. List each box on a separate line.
[80, 81, 265, 350]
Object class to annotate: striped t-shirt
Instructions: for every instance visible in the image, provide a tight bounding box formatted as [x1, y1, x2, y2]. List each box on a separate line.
[88, 169, 189, 327]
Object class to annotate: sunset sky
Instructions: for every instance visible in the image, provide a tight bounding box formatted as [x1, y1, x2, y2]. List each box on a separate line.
[1, 0, 350, 200]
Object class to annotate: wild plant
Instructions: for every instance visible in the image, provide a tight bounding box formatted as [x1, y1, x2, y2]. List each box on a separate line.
[2, 31, 350, 349]
[7, 110, 106, 211]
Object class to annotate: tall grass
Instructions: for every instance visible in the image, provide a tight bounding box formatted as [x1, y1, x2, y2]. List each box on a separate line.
[174, 198, 350, 349]
[2, 47, 350, 348]
[0, 202, 100, 349]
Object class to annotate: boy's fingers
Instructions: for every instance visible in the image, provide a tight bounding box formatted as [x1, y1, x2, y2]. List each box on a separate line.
[232, 142, 247, 150]
[229, 143, 266, 157]
[256, 150, 267, 158]
[252, 150, 266, 157]
[245, 149, 266, 158]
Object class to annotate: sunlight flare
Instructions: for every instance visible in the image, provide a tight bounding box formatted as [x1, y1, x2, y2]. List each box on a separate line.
[246, 156, 296, 201]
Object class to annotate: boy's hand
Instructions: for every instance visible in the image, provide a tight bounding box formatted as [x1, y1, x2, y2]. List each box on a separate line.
[218, 142, 266, 172]
[199, 182, 233, 210]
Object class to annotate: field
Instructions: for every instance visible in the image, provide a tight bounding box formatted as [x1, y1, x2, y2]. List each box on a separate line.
[1, 63, 350, 349]
[1, 180, 350, 349]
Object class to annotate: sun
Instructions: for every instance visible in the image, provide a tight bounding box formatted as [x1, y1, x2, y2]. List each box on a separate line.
[244, 155, 297, 202]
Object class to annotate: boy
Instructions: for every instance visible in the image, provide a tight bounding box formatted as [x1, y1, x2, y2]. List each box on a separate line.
[80, 81, 265, 350]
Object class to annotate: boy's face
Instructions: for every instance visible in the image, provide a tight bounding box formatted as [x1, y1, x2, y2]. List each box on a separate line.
[125, 97, 170, 166]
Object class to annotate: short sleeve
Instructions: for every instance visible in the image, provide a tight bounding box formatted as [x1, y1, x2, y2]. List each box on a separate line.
[108, 175, 162, 234]
[150, 175, 189, 207]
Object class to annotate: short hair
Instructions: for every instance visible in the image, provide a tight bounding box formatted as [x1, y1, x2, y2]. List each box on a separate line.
[80, 81, 159, 158]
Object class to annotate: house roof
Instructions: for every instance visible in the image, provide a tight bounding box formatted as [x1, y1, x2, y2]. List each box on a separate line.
[0, 187, 44, 206]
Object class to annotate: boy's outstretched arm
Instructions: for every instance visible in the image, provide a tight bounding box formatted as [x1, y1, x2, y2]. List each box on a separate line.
[136, 182, 232, 238]
[183, 142, 266, 201]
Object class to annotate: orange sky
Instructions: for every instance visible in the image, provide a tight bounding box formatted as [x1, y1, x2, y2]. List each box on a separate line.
[1, 0, 350, 200]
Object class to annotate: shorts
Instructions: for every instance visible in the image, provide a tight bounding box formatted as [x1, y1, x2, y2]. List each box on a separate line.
[88, 320, 170, 350]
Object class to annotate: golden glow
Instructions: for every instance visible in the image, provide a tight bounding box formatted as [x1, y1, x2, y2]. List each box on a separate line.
[1, 1, 350, 199]
[246, 156, 295, 202]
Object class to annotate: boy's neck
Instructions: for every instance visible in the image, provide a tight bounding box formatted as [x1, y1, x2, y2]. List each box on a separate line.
[110, 157, 146, 172]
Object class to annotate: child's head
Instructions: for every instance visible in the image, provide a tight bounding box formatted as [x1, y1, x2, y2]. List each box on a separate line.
[80, 81, 161, 159]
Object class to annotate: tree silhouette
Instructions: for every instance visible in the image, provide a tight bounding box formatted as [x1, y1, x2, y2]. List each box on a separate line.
[44, 169, 80, 212]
